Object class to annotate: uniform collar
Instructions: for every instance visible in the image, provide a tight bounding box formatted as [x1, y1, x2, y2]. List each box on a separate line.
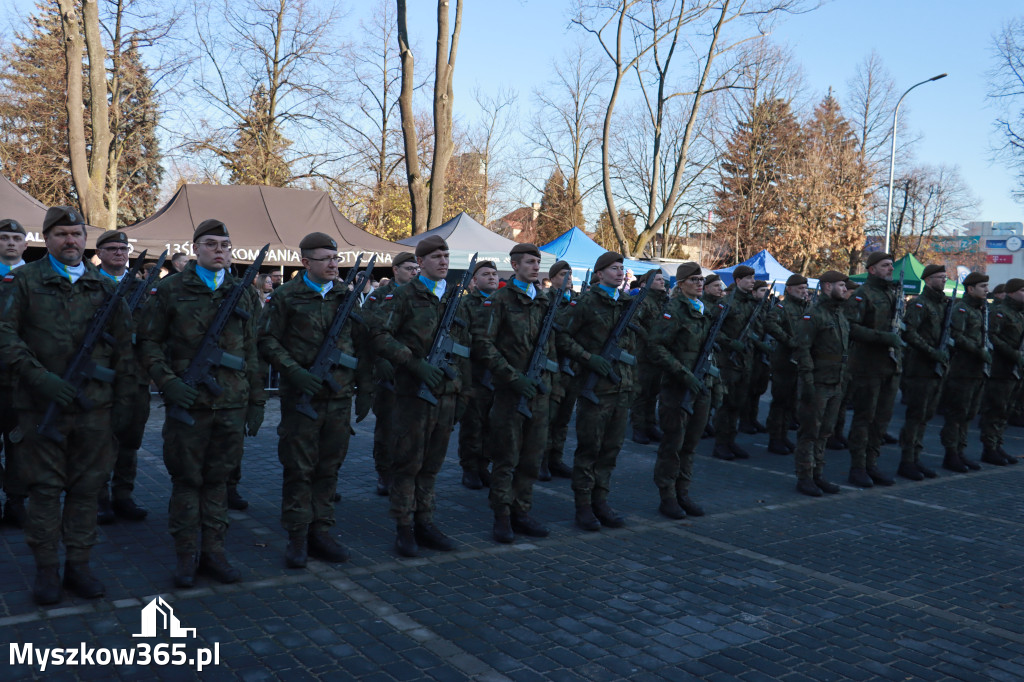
[923, 285, 945, 302]
[0, 259, 25, 276]
[48, 254, 87, 283]
[99, 266, 126, 283]
[681, 293, 704, 314]
[596, 283, 620, 301]
[418, 274, 446, 299]
[510, 278, 538, 300]
[195, 263, 226, 291]
[303, 272, 334, 298]
[965, 294, 986, 309]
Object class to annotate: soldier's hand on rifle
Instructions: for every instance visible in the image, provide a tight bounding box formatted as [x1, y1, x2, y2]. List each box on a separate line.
[509, 373, 538, 399]
[409, 358, 444, 389]
[287, 366, 323, 396]
[162, 378, 199, 409]
[584, 353, 613, 377]
[355, 389, 372, 423]
[979, 348, 993, 365]
[30, 371, 77, 408]
[680, 370, 704, 396]
[727, 339, 746, 353]
[879, 331, 904, 348]
[929, 347, 950, 365]
[374, 357, 395, 383]
[245, 402, 265, 436]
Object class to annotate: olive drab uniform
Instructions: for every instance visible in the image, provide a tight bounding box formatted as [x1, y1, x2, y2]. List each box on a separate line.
[372, 278, 470, 528]
[362, 280, 400, 486]
[630, 287, 669, 441]
[647, 294, 713, 501]
[979, 296, 1024, 459]
[701, 292, 726, 419]
[939, 295, 989, 459]
[844, 274, 903, 473]
[709, 288, 757, 450]
[742, 301, 772, 431]
[898, 285, 948, 466]
[545, 288, 581, 473]
[0, 263, 27, 522]
[257, 275, 372, 536]
[472, 280, 556, 517]
[764, 295, 806, 447]
[459, 289, 496, 480]
[793, 295, 850, 481]
[0, 258, 134, 567]
[138, 262, 265, 555]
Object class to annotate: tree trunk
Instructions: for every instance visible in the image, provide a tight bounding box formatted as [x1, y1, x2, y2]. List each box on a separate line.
[396, 0, 427, 234]
[427, 0, 462, 230]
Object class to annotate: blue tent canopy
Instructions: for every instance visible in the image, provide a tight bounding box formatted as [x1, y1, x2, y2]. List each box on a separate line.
[715, 249, 817, 291]
[540, 227, 660, 279]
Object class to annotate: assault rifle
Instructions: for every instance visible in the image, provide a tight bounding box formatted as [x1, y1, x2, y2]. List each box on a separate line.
[166, 244, 269, 425]
[579, 280, 649, 405]
[580, 269, 592, 296]
[416, 253, 478, 405]
[757, 286, 779, 367]
[681, 302, 730, 415]
[982, 300, 993, 379]
[889, 265, 907, 365]
[517, 274, 570, 418]
[296, 255, 376, 420]
[126, 249, 168, 315]
[933, 282, 958, 377]
[728, 280, 775, 368]
[37, 250, 148, 442]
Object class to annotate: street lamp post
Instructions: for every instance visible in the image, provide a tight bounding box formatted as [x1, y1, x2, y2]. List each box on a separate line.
[884, 73, 948, 254]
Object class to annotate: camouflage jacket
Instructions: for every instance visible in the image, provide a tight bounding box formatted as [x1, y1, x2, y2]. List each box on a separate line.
[635, 288, 669, 365]
[764, 295, 806, 367]
[647, 294, 711, 388]
[947, 294, 988, 379]
[989, 296, 1024, 377]
[463, 290, 496, 390]
[362, 280, 398, 318]
[794, 295, 850, 385]
[708, 288, 758, 370]
[545, 286, 579, 401]
[472, 281, 559, 389]
[0, 262, 26, 391]
[257, 275, 372, 402]
[557, 285, 643, 396]
[371, 277, 470, 397]
[0, 257, 135, 413]
[845, 273, 903, 373]
[902, 285, 948, 378]
[137, 262, 265, 409]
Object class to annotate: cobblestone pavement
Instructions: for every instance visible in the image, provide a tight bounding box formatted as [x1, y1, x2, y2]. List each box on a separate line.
[3, 393, 1024, 680]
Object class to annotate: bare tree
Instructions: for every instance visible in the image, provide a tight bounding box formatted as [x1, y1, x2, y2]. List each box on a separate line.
[989, 17, 1024, 201]
[889, 164, 978, 258]
[466, 85, 518, 224]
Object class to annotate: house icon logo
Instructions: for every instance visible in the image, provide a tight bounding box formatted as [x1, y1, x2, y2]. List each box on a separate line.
[133, 596, 197, 638]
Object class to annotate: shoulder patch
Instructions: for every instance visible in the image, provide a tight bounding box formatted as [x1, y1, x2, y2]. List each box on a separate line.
[914, 302, 923, 308]
[483, 300, 492, 306]
[854, 296, 863, 301]
[368, 295, 377, 302]
[2, 274, 13, 282]
[803, 315, 812, 319]
[149, 287, 158, 294]
[663, 312, 671, 319]
[997, 313, 1004, 318]
[775, 303, 783, 308]
[958, 308, 966, 313]
[384, 294, 394, 300]
[570, 300, 577, 306]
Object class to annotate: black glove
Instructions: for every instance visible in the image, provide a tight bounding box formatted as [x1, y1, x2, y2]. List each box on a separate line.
[355, 390, 372, 423]
[680, 370, 704, 396]
[727, 338, 746, 353]
[30, 371, 77, 407]
[245, 403, 265, 436]
[162, 378, 199, 409]
[509, 374, 538, 399]
[374, 357, 395, 383]
[287, 366, 323, 396]
[584, 354, 612, 377]
[409, 359, 444, 389]
[879, 331, 904, 348]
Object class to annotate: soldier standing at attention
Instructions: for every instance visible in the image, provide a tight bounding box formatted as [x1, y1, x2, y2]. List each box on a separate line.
[630, 270, 669, 445]
[897, 265, 949, 480]
[827, 278, 859, 450]
[373, 236, 468, 558]
[845, 252, 903, 488]
[938, 272, 991, 472]
[458, 260, 500, 490]
[93, 230, 150, 524]
[700, 273, 726, 438]
[258, 232, 373, 569]
[792, 271, 849, 497]
[0, 218, 29, 528]
[363, 251, 418, 496]
[474, 244, 556, 543]
[542, 261, 577, 481]
[980, 278, 1024, 465]
[647, 262, 714, 519]
[992, 283, 1006, 302]
[765, 274, 808, 455]
[558, 252, 642, 531]
[740, 279, 773, 435]
[139, 219, 265, 588]
[0, 207, 134, 605]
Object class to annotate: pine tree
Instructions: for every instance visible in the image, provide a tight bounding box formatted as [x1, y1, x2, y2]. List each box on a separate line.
[112, 41, 164, 225]
[593, 209, 637, 251]
[536, 169, 584, 245]
[224, 86, 293, 187]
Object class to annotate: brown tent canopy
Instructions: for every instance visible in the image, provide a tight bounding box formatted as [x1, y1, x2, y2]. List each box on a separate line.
[121, 184, 402, 267]
[0, 174, 105, 247]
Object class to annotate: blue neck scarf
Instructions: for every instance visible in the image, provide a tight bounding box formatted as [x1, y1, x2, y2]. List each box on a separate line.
[195, 264, 225, 291]
[597, 283, 620, 301]
[511, 278, 537, 300]
[48, 254, 86, 283]
[419, 274, 447, 299]
[303, 272, 334, 298]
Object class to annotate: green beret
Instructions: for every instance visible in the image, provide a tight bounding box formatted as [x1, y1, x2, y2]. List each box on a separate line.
[866, 251, 894, 268]
[0, 218, 27, 236]
[594, 251, 623, 272]
[1005, 279, 1024, 294]
[753, 279, 769, 290]
[474, 260, 498, 275]
[921, 264, 945, 279]
[392, 252, 416, 268]
[819, 270, 846, 284]
[43, 206, 84, 233]
[733, 265, 755, 280]
[548, 260, 571, 280]
[299, 231, 338, 251]
[786, 274, 807, 287]
[194, 219, 228, 241]
[846, 278, 859, 290]
[96, 230, 129, 248]
[676, 262, 701, 281]
[415, 235, 448, 258]
[992, 283, 1005, 295]
[510, 243, 542, 259]
[704, 273, 720, 286]
[962, 272, 989, 287]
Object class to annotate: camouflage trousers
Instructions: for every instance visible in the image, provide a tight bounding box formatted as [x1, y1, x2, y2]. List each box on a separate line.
[714, 363, 751, 446]
[572, 391, 629, 505]
[830, 375, 853, 439]
[108, 385, 151, 501]
[743, 357, 771, 424]
[546, 375, 581, 468]
[629, 361, 660, 433]
[16, 410, 115, 566]
[162, 407, 245, 554]
[389, 393, 456, 526]
[372, 384, 396, 477]
[848, 369, 900, 469]
[979, 377, 1020, 451]
[488, 389, 549, 515]
[278, 398, 351, 533]
[766, 364, 798, 440]
[654, 385, 711, 496]
[1, 392, 27, 499]
[899, 374, 945, 462]
[458, 384, 494, 475]
[939, 377, 985, 455]
[794, 380, 843, 479]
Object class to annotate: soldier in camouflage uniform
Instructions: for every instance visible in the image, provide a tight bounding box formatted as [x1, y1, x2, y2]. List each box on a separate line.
[93, 230, 151, 524]
[938, 271, 991, 472]
[0, 218, 29, 528]
[0, 207, 135, 605]
[647, 262, 714, 520]
[740, 280, 773, 434]
[542, 261, 577, 480]
[458, 260, 500, 490]
[764, 274, 808, 455]
[792, 271, 849, 497]
[896, 265, 950, 480]
[844, 252, 904, 487]
[980, 278, 1024, 465]
[700, 273, 726, 437]
[372, 235, 469, 558]
[362, 251, 418, 496]
[258, 232, 373, 569]
[826, 278, 858, 450]
[557, 251, 643, 531]
[630, 270, 669, 445]
[473, 244, 558, 543]
[138, 219, 266, 588]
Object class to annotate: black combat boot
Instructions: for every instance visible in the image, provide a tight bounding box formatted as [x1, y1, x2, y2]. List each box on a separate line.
[796, 478, 822, 497]
[729, 442, 751, 460]
[174, 552, 198, 588]
[461, 470, 484, 490]
[783, 437, 796, 451]
[767, 439, 791, 455]
[537, 461, 552, 482]
[677, 491, 705, 517]
[825, 436, 847, 451]
[814, 477, 840, 494]
[998, 447, 1018, 465]
[478, 467, 492, 487]
[511, 511, 549, 537]
[981, 448, 1007, 466]
[198, 552, 241, 584]
[658, 496, 686, 520]
[414, 522, 455, 551]
[866, 465, 894, 486]
[592, 500, 625, 528]
[549, 461, 573, 478]
[112, 498, 149, 521]
[632, 427, 651, 445]
[738, 421, 759, 435]
[375, 474, 390, 496]
[960, 451, 981, 471]
[493, 513, 514, 543]
[713, 443, 735, 461]
[896, 460, 924, 481]
[33, 565, 62, 605]
[395, 525, 418, 557]
[942, 451, 968, 473]
[848, 468, 874, 488]
[915, 461, 937, 478]
[226, 486, 248, 511]
[97, 495, 115, 525]
[575, 504, 601, 532]
[308, 530, 350, 563]
[285, 529, 308, 568]
[63, 561, 105, 599]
